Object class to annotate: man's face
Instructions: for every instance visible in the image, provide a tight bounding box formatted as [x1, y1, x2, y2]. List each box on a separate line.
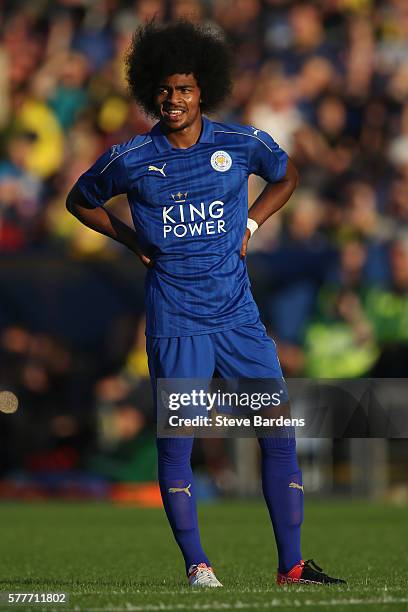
[154, 73, 201, 132]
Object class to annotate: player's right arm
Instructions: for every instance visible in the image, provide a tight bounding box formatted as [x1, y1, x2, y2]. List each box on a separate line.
[66, 144, 153, 268]
[66, 186, 152, 267]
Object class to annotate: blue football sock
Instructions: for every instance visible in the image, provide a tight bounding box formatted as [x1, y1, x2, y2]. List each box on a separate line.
[157, 437, 210, 573]
[258, 436, 303, 573]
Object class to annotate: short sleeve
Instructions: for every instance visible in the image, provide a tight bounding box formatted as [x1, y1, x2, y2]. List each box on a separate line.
[76, 146, 128, 207]
[247, 129, 288, 183]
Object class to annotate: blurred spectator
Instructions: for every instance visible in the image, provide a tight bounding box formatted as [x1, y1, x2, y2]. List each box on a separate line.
[88, 315, 155, 482]
[253, 189, 335, 345]
[277, 234, 376, 377]
[0, 324, 91, 476]
[214, 0, 263, 69]
[0, 133, 44, 251]
[170, 0, 206, 22]
[283, 3, 338, 73]
[247, 73, 302, 155]
[303, 290, 378, 378]
[365, 236, 408, 377]
[45, 51, 90, 131]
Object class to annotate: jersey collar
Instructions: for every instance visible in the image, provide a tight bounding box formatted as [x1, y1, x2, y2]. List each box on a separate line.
[150, 116, 215, 152]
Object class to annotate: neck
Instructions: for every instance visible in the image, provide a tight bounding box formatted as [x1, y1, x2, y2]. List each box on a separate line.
[161, 117, 203, 149]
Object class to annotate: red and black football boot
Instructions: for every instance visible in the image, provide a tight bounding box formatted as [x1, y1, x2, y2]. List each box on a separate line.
[277, 559, 346, 585]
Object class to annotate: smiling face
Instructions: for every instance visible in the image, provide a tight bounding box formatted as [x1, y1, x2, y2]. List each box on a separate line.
[154, 73, 202, 133]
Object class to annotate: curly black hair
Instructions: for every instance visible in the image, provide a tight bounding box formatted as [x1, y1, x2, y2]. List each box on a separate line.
[125, 21, 233, 117]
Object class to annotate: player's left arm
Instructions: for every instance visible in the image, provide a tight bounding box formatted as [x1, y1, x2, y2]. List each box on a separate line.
[241, 157, 298, 257]
[241, 129, 299, 258]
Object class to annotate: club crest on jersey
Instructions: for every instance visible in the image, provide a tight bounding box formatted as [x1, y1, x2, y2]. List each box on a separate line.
[211, 150, 232, 172]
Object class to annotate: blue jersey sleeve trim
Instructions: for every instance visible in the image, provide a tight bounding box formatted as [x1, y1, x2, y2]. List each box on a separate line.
[213, 128, 288, 182]
[100, 139, 153, 174]
[213, 129, 277, 154]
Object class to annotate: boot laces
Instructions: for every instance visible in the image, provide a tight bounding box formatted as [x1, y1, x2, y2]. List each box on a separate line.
[189, 564, 213, 580]
[304, 559, 324, 573]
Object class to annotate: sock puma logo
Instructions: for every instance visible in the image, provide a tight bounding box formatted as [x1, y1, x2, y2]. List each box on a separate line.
[168, 484, 192, 497]
[289, 482, 304, 493]
[148, 162, 167, 176]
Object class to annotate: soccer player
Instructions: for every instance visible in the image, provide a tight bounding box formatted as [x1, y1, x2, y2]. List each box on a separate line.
[66, 21, 345, 587]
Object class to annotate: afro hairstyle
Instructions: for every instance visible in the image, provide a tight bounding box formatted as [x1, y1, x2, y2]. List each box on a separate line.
[125, 21, 233, 117]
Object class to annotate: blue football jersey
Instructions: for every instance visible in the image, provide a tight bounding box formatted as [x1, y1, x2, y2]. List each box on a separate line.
[76, 117, 288, 337]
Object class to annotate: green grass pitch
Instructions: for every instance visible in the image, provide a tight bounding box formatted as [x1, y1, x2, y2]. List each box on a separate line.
[0, 499, 407, 611]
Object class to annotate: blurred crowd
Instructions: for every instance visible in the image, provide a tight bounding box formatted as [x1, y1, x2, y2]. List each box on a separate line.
[1, 0, 408, 484]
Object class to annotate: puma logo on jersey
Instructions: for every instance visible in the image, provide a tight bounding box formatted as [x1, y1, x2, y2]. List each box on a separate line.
[148, 162, 167, 176]
[168, 484, 192, 497]
[289, 482, 304, 493]
[253, 128, 260, 136]
[110, 144, 119, 157]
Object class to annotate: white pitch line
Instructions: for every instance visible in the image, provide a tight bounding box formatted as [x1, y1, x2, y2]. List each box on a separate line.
[66, 587, 408, 597]
[64, 596, 408, 611]
[71, 586, 407, 594]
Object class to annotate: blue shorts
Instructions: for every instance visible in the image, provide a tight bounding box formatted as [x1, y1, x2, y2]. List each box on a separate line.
[147, 318, 283, 382]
